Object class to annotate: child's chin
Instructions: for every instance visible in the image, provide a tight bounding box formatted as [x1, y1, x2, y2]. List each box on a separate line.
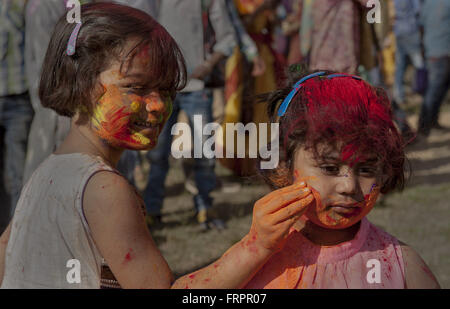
[124, 142, 156, 151]
[305, 213, 362, 230]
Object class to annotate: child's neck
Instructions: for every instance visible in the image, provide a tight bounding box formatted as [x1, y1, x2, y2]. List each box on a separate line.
[299, 220, 361, 246]
[54, 119, 123, 168]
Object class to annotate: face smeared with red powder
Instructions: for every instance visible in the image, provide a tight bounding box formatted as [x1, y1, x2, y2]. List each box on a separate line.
[293, 145, 383, 229]
[91, 43, 172, 150]
[92, 84, 171, 150]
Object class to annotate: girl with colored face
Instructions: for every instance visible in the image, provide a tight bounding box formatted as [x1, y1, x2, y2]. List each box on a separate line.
[91, 52, 173, 151]
[1, 3, 316, 290]
[293, 145, 383, 230]
[92, 85, 172, 150]
[243, 69, 440, 289]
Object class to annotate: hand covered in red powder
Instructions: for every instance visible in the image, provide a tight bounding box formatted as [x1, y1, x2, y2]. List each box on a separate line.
[246, 181, 314, 254]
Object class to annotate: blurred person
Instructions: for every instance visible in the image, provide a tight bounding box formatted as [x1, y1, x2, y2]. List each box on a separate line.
[218, 0, 268, 175]
[301, 0, 370, 74]
[360, 0, 414, 140]
[0, 0, 33, 216]
[392, 0, 425, 106]
[418, 0, 450, 136]
[144, 0, 237, 230]
[280, 0, 303, 65]
[226, 0, 282, 176]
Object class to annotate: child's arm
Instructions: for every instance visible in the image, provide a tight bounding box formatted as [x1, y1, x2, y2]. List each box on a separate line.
[0, 223, 12, 286]
[400, 243, 441, 289]
[83, 171, 173, 289]
[172, 181, 313, 289]
[85, 172, 312, 289]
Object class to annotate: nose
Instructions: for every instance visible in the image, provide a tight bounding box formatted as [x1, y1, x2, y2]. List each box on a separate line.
[335, 169, 357, 196]
[145, 93, 166, 123]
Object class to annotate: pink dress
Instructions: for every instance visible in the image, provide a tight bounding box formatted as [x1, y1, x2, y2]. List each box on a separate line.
[245, 218, 406, 289]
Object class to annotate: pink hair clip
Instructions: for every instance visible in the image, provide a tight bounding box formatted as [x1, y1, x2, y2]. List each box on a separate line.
[66, 22, 82, 56]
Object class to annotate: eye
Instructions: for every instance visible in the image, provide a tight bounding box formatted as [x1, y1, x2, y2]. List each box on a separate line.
[320, 164, 340, 175]
[123, 84, 148, 95]
[357, 166, 378, 177]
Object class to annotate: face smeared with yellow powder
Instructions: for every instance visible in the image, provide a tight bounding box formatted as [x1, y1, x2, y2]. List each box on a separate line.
[90, 44, 173, 150]
[92, 84, 172, 150]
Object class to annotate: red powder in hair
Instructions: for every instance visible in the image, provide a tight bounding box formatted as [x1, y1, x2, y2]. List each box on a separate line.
[279, 74, 404, 192]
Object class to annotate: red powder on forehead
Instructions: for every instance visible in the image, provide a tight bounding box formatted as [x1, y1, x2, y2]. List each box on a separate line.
[306, 78, 392, 160]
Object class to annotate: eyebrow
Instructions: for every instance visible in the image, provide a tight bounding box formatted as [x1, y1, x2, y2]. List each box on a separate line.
[122, 73, 148, 80]
[357, 158, 379, 164]
[318, 156, 379, 164]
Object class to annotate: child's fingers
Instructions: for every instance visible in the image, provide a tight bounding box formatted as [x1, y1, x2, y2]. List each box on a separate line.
[259, 181, 307, 204]
[270, 193, 314, 225]
[263, 186, 311, 215]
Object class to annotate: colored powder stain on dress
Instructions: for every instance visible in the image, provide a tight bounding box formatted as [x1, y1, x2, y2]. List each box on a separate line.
[123, 248, 134, 263]
[188, 274, 196, 279]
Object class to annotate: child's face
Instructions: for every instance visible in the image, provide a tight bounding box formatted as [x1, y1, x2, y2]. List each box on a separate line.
[293, 144, 383, 230]
[91, 44, 172, 150]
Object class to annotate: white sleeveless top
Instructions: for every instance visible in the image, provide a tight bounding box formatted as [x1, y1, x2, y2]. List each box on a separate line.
[1, 153, 116, 289]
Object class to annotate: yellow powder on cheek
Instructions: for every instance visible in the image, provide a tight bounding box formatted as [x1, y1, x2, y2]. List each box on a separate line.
[131, 101, 141, 113]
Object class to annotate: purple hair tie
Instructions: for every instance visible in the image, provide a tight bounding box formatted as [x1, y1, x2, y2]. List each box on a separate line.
[66, 23, 82, 56]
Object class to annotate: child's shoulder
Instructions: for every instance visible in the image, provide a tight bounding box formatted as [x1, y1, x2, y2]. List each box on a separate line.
[366, 220, 440, 289]
[397, 241, 441, 289]
[83, 170, 139, 209]
[82, 169, 144, 222]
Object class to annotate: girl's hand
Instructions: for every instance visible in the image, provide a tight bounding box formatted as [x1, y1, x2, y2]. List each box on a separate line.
[246, 181, 314, 254]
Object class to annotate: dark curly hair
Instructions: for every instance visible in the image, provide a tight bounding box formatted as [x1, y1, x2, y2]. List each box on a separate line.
[257, 64, 408, 194]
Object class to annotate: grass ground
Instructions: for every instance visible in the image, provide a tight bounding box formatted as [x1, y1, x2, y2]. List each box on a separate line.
[140, 92, 450, 288]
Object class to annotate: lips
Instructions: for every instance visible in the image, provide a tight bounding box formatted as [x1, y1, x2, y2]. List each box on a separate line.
[328, 204, 362, 217]
[133, 120, 160, 129]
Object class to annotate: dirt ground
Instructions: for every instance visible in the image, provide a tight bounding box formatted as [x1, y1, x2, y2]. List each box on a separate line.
[139, 91, 450, 288]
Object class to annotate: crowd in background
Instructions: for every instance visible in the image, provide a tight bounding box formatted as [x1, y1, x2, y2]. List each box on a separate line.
[0, 0, 449, 232]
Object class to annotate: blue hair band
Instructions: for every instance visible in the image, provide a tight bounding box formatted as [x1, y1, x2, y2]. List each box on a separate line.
[277, 72, 363, 117]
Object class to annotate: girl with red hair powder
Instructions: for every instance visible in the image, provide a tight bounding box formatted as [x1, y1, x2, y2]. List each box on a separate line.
[244, 67, 441, 289]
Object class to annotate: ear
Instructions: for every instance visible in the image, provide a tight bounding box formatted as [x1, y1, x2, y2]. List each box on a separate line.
[260, 159, 292, 190]
[379, 173, 391, 194]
